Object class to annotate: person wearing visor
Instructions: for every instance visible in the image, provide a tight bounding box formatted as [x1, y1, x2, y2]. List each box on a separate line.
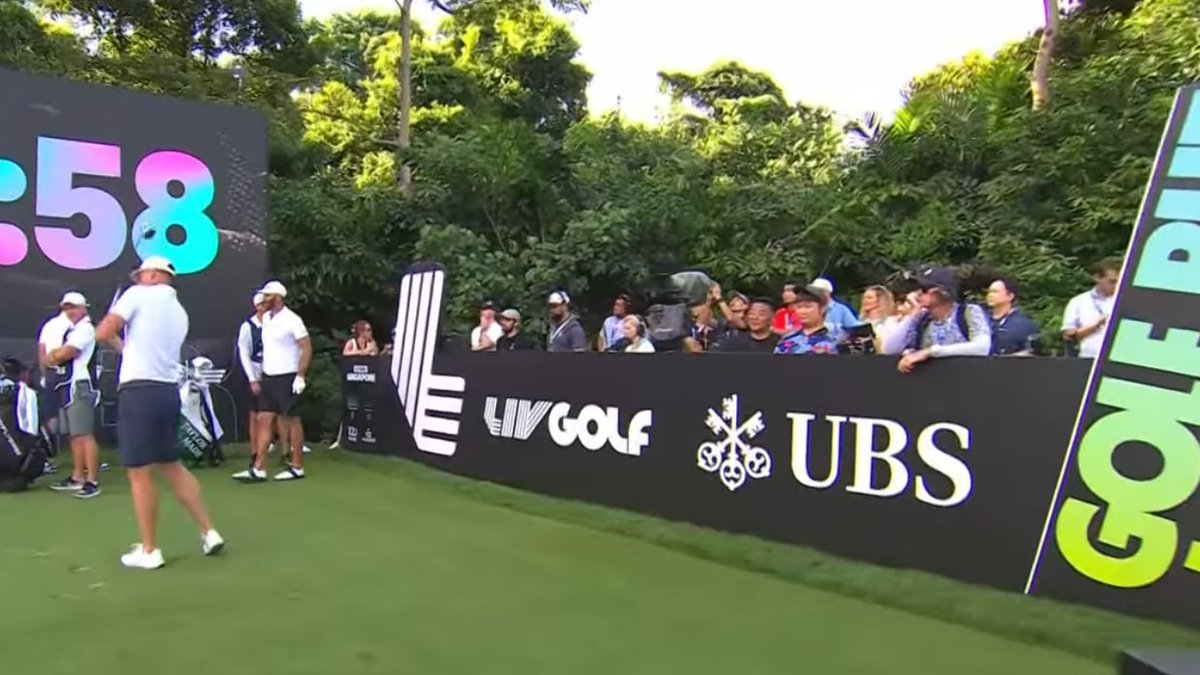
[881, 266, 991, 372]
[96, 255, 224, 569]
[45, 291, 101, 498]
[236, 292, 268, 461]
[546, 291, 587, 353]
[235, 280, 311, 482]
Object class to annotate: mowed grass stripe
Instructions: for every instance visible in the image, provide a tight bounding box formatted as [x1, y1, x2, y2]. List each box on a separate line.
[0, 449, 1147, 674]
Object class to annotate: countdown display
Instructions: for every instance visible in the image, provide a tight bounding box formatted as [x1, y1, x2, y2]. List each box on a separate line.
[0, 68, 268, 365]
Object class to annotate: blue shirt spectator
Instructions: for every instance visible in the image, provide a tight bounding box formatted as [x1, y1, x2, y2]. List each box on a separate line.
[811, 278, 858, 339]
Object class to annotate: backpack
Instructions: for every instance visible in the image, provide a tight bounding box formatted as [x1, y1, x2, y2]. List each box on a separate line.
[909, 303, 980, 351]
[644, 303, 691, 345]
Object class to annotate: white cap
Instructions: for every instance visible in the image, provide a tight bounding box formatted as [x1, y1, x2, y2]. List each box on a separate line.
[259, 280, 287, 298]
[252, 292, 264, 307]
[59, 291, 88, 307]
[812, 278, 834, 294]
[548, 291, 569, 305]
[130, 255, 176, 280]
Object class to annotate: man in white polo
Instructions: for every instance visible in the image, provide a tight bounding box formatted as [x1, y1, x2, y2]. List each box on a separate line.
[235, 280, 311, 482]
[95, 256, 224, 570]
[45, 292, 101, 498]
[236, 292, 268, 462]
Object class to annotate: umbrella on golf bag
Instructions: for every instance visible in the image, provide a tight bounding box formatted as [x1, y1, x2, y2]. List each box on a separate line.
[177, 357, 225, 468]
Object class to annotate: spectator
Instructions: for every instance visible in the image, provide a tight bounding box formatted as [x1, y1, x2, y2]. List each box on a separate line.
[621, 316, 655, 353]
[496, 309, 538, 351]
[716, 298, 780, 353]
[724, 292, 749, 330]
[772, 281, 802, 335]
[471, 302, 503, 352]
[986, 278, 1040, 356]
[547, 291, 587, 352]
[688, 287, 728, 352]
[859, 285, 902, 350]
[811, 278, 859, 338]
[342, 320, 378, 356]
[775, 286, 840, 355]
[597, 294, 630, 352]
[1062, 258, 1120, 359]
[884, 266, 991, 373]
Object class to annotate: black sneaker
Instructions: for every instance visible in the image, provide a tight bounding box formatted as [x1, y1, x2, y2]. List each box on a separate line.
[50, 477, 84, 492]
[74, 482, 101, 499]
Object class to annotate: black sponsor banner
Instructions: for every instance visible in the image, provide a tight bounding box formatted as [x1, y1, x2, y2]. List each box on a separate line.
[0, 68, 267, 366]
[359, 262, 1200, 627]
[368, 344, 1089, 592]
[1025, 85, 1200, 626]
[341, 356, 383, 451]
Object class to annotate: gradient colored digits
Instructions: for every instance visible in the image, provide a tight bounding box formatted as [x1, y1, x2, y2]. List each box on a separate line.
[133, 150, 217, 275]
[0, 158, 28, 266]
[33, 137, 126, 270]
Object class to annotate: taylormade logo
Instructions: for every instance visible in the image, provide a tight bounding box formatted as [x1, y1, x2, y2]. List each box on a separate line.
[485, 396, 653, 456]
[391, 266, 466, 456]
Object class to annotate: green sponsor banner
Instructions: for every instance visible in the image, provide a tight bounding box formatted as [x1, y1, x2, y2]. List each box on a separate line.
[1027, 85, 1200, 626]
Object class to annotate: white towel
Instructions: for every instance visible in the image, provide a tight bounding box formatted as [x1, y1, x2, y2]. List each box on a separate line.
[16, 382, 38, 435]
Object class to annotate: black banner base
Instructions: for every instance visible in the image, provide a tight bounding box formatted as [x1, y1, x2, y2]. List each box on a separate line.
[1119, 650, 1200, 675]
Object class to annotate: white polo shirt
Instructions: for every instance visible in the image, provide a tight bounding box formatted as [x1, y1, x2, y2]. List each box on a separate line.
[38, 312, 71, 352]
[63, 318, 96, 385]
[1061, 288, 1115, 359]
[111, 284, 189, 385]
[262, 306, 308, 376]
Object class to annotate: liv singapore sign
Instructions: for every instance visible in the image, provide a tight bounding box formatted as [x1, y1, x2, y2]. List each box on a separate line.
[1027, 84, 1200, 626]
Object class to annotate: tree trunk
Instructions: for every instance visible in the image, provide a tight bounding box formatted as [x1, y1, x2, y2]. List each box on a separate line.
[1031, 0, 1060, 111]
[397, 0, 415, 197]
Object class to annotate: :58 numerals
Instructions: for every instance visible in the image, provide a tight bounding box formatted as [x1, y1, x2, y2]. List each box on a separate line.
[0, 136, 218, 275]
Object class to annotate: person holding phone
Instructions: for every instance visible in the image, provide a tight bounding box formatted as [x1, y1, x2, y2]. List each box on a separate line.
[471, 302, 503, 352]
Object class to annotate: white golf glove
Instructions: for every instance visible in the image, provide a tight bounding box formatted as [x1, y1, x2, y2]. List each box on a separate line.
[292, 376, 307, 395]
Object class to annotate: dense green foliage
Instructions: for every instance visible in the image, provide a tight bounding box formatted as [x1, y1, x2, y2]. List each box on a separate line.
[2, 0, 1197, 436]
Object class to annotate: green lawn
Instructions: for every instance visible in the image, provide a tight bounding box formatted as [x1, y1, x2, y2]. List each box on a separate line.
[0, 448, 1190, 674]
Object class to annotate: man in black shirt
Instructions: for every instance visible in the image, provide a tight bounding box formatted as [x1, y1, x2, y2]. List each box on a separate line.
[716, 298, 780, 353]
[496, 309, 538, 351]
[986, 277, 1040, 356]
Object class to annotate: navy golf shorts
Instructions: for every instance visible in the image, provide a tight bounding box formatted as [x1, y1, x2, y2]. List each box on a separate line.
[117, 381, 181, 468]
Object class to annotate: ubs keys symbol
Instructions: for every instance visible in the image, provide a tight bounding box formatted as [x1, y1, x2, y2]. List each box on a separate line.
[0, 157, 28, 265]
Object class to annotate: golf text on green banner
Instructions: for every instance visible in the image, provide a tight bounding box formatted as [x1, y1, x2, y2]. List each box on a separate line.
[1025, 84, 1200, 625]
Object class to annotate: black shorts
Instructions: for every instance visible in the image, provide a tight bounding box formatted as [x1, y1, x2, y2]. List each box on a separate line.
[260, 373, 299, 415]
[117, 381, 181, 468]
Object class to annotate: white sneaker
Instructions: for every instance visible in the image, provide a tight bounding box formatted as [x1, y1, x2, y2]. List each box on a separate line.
[202, 529, 225, 556]
[268, 443, 276, 454]
[274, 467, 305, 481]
[120, 544, 165, 570]
[232, 468, 267, 483]
[302, 445, 312, 454]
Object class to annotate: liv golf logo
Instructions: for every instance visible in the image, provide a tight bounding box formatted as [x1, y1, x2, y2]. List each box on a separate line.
[697, 394, 772, 491]
[391, 264, 466, 457]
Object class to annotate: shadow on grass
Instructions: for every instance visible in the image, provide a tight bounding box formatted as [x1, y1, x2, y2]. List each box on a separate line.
[329, 449, 1200, 666]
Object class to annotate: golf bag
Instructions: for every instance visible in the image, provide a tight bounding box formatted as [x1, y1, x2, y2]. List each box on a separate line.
[176, 357, 225, 468]
[0, 373, 47, 493]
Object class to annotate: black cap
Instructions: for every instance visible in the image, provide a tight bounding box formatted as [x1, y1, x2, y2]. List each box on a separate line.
[479, 300, 496, 311]
[914, 266, 959, 296]
[793, 285, 829, 305]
